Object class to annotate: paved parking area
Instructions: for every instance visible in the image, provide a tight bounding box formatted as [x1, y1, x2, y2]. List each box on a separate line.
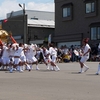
[0, 62, 100, 100]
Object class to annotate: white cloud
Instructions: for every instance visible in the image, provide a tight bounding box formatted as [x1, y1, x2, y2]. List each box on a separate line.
[26, 2, 54, 12]
[0, 0, 20, 19]
[0, 0, 54, 19]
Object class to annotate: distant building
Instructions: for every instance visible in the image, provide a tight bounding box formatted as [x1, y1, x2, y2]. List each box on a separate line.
[54, 0, 100, 48]
[1, 10, 55, 44]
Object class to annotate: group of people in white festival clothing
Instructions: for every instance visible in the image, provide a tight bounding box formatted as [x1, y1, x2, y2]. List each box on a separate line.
[0, 36, 100, 75]
[0, 35, 60, 73]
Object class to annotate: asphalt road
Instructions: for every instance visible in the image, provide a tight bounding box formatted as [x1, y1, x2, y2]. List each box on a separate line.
[0, 62, 100, 100]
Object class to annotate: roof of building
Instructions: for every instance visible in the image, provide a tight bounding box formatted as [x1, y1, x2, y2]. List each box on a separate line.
[28, 19, 55, 28]
[7, 10, 55, 28]
[7, 10, 55, 21]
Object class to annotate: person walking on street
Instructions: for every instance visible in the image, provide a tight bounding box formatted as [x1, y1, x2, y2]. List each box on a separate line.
[79, 38, 91, 73]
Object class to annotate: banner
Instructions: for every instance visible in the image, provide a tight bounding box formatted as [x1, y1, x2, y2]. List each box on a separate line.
[48, 34, 51, 43]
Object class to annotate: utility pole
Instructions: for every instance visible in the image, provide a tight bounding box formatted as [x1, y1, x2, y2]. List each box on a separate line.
[19, 3, 27, 43]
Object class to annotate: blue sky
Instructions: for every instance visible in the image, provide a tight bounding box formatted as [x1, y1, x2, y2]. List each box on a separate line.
[0, 0, 54, 19]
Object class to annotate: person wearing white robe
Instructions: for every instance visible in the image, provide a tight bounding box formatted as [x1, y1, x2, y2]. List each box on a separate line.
[13, 44, 24, 72]
[1, 44, 10, 70]
[41, 46, 51, 70]
[79, 38, 91, 73]
[48, 43, 60, 71]
[25, 45, 39, 70]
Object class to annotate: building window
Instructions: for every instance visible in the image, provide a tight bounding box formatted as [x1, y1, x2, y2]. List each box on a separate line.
[98, 27, 100, 39]
[63, 7, 71, 17]
[91, 27, 100, 40]
[31, 18, 38, 20]
[86, 2, 95, 13]
[61, 2, 73, 21]
[84, 0, 97, 17]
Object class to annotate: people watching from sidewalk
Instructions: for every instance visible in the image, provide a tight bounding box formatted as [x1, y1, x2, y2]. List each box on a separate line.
[56, 48, 63, 63]
[62, 52, 71, 63]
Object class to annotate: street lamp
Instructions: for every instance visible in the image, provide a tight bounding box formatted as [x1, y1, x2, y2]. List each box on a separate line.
[19, 3, 27, 43]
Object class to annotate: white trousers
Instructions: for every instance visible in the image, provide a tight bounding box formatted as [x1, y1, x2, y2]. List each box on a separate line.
[80, 56, 89, 63]
[2, 57, 10, 65]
